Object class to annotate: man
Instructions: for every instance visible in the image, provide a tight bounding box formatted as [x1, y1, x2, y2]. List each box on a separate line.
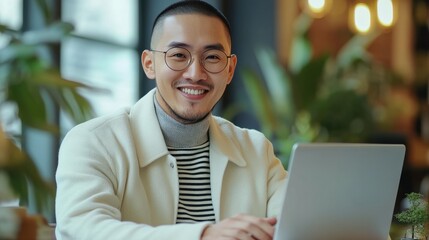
[55, 1, 287, 239]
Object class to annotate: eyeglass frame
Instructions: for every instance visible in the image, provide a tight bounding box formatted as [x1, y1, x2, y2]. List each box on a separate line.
[151, 47, 234, 74]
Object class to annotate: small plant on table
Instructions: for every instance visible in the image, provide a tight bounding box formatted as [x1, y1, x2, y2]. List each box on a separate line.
[395, 192, 429, 240]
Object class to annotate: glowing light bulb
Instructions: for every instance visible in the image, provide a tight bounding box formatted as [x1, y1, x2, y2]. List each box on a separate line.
[354, 3, 371, 33]
[308, 0, 326, 14]
[300, 0, 331, 18]
[377, 0, 394, 27]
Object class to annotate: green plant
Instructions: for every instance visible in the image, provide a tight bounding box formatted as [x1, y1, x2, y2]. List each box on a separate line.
[396, 193, 429, 239]
[0, 0, 94, 212]
[231, 13, 401, 167]
[395, 192, 429, 239]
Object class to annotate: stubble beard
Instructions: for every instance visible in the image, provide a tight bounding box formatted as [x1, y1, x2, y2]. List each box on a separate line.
[157, 89, 213, 124]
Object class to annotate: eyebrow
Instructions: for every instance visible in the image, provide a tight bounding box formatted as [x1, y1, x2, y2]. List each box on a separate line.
[205, 43, 226, 51]
[167, 41, 226, 52]
[167, 41, 190, 49]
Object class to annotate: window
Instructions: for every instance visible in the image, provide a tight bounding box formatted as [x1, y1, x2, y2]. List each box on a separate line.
[0, 0, 23, 136]
[60, 0, 139, 132]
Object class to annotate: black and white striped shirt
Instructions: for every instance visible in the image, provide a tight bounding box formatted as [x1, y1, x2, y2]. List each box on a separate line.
[169, 141, 216, 223]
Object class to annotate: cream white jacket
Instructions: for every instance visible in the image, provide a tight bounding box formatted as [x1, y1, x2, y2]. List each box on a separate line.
[55, 89, 287, 240]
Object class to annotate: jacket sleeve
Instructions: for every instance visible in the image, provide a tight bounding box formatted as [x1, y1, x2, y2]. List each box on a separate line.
[264, 138, 288, 218]
[55, 126, 210, 240]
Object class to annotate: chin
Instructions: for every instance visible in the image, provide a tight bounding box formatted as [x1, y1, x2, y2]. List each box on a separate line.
[175, 111, 210, 124]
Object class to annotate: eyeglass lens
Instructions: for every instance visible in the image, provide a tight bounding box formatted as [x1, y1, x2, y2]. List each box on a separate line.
[164, 47, 229, 73]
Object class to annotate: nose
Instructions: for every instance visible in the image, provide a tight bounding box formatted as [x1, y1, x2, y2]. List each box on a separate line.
[182, 57, 208, 81]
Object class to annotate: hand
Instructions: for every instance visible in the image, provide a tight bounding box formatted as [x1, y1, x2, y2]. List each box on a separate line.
[200, 214, 277, 240]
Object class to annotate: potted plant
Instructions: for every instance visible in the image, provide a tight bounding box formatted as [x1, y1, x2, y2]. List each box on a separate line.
[395, 192, 429, 240]
[0, 0, 94, 212]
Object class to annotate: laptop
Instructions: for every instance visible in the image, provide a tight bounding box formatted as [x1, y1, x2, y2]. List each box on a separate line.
[274, 143, 405, 240]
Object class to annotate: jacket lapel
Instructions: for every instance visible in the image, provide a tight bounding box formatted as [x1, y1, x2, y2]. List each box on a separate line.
[129, 89, 178, 223]
[129, 89, 170, 168]
[209, 116, 247, 221]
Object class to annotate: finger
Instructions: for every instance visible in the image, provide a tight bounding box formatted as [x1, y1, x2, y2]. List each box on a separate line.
[264, 217, 277, 226]
[233, 229, 257, 240]
[232, 215, 275, 240]
[212, 228, 256, 240]
[201, 222, 257, 240]
[237, 215, 276, 233]
[244, 226, 273, 240]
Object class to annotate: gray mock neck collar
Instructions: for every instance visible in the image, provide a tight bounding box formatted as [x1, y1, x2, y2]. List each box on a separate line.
[154, 95, 209, 148]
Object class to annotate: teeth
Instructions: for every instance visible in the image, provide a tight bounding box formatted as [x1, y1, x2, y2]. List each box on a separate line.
[181, 88, 205, 95]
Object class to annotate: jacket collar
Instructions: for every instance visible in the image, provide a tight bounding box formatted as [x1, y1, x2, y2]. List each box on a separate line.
[208, 116, 247, 168]
[130, 89, 169, 168]
[129, 88, 247, 168]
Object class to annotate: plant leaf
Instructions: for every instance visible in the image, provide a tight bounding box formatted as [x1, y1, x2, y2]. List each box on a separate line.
[289, 35, 312, 74]
[35, 0, 52, 24]
[240, 69, 278, 137]
[0, 44, 38, 65]
[58, 88, 95, 124]
[33, 68, 99, 90]
[255, 47, 293, 118]
[1, 134, 54, 212]
[293, 54, 329, 111]
[289, 13, 313, 74]
[0, 24, 7, 32]
[21, 21, 74, 45]
[336, 31, 380, 70]
[7, 79, 47, 126]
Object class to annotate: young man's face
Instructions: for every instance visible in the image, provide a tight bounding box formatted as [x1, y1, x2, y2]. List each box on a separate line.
[142, 14, 237, 124]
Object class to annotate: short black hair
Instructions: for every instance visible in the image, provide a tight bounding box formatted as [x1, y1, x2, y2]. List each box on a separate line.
[151, 1, 231, 40]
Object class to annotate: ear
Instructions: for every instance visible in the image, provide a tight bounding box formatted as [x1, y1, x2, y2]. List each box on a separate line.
[226, 54, 237, 84]
[141, 50, 155, 79]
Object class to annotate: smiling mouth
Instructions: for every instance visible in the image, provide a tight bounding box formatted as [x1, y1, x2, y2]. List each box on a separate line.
[179, 88, 207, 95]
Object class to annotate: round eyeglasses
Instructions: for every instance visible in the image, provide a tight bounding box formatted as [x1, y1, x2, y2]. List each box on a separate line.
[151, 47, 232, 74]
